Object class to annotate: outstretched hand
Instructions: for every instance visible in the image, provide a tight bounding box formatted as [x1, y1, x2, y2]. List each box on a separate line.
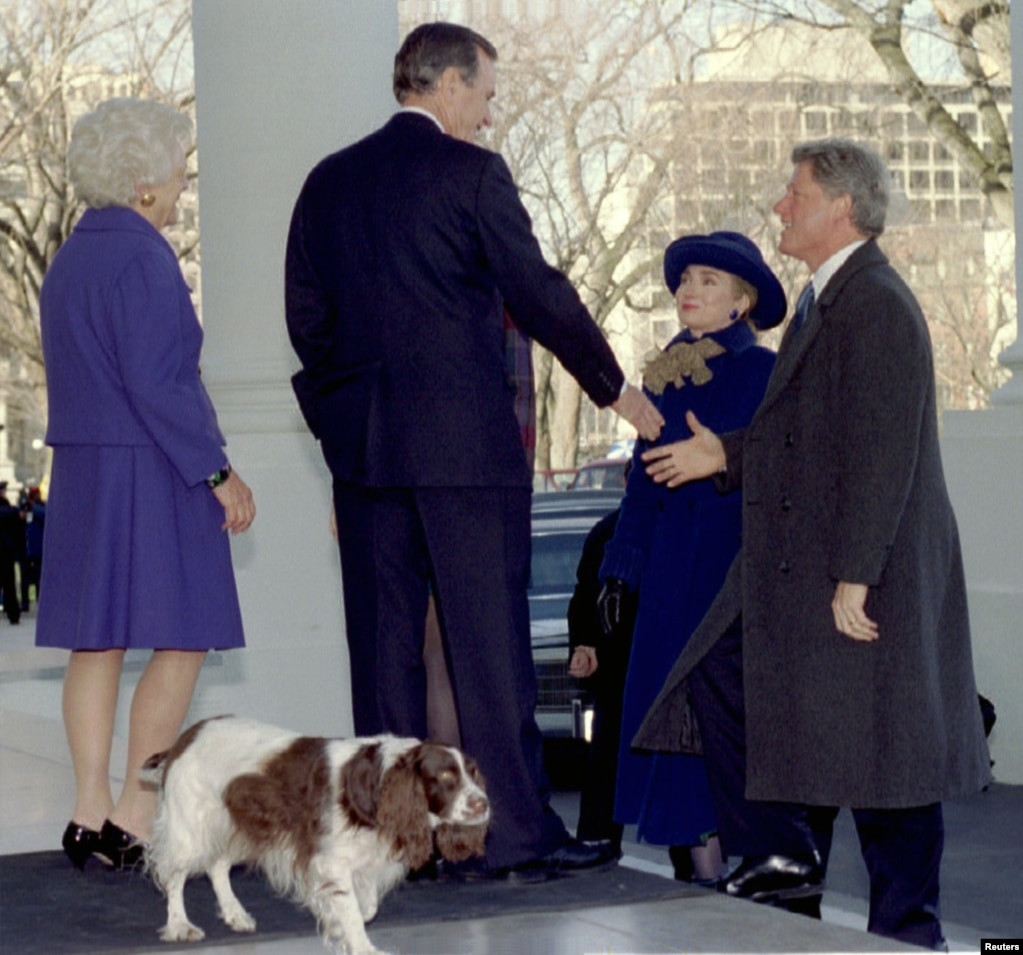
[611, 384, 665, 442]
[642, 411, 725, 487]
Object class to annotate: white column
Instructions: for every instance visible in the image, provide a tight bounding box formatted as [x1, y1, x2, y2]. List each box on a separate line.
[937, 0, 1023, 783]
[189, 0, 398, 734]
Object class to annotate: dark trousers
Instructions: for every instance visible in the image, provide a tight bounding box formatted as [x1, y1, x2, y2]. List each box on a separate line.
[575, 645, 629, 849]
[340, 485, 567, 870]
[20, 556, 41, 610]
[333, 484, 383, 736]
[0, 556, 19, 623]
[689, 616, 945, 949]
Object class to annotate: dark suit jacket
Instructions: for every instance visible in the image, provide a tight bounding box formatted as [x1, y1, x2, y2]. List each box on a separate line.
[635, 240, 991, 809]
[285, 111, 624, 487]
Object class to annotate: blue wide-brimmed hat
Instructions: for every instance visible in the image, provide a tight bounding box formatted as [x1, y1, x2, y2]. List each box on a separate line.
[663, 231, 787, 330]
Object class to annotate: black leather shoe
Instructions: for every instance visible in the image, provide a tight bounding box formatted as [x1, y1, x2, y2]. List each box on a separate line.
[444, 838, 619, 884]
[719, 854, 824, 903]
[61, 822, 101, 870]
[507, 837, 620, 879]
[97, 820, 146, 870]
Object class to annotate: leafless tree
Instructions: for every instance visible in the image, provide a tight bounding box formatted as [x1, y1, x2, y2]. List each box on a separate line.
[400, 0, 1012, 465]
[718, 0, 1012, 227]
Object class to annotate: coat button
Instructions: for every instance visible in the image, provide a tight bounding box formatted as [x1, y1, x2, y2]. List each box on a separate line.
[779, 560, 792, 574]
[780, 496, 792, 511]
[784, 432, 794, 447]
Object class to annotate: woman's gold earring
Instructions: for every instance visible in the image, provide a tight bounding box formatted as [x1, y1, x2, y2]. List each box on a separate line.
[140, 193, 156, 207]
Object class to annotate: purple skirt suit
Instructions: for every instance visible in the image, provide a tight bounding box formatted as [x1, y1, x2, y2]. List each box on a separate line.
[36, 207, 245, 652]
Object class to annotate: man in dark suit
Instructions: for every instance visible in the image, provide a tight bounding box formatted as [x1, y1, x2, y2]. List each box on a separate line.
[285, 22, 663, 878]
[632, 139, 991, 948]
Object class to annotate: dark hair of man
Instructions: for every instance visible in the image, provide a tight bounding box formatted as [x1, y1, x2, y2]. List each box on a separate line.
[393, 22, 498, 104]
[792, 137, 889, 238]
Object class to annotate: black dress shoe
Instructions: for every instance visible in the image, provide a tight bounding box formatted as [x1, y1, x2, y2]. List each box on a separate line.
[97, 820, 146, 870]
[61, 822, 101, 870]
[719, 853, 824, 903]
[442, 838, 619, 884]
[508, 837, 620, 878]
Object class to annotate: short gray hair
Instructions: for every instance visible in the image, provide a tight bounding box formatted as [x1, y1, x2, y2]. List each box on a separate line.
[68, 98, 192, 209]
[393, 22, 497, 104]
[791, 138, 889, 238]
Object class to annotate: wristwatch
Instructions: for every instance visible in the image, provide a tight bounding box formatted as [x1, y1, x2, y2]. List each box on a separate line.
[205, 464, 232, 489]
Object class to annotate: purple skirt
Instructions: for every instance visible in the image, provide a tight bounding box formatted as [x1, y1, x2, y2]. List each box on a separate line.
[35, 445, 245, 651]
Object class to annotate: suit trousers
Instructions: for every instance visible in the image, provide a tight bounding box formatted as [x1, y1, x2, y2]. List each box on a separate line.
[332, 484, 383, 736]
[689, 616, 945, 948]
[364, 486, 568, 870]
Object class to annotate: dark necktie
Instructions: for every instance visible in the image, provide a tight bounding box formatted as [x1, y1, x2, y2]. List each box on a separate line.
[791, 282, 815, 334]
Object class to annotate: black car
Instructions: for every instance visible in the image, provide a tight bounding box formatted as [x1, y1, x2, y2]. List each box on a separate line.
[528, 490, 622, 741]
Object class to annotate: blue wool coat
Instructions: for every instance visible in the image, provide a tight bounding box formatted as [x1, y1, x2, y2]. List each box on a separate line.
[600, 321, 774, 845]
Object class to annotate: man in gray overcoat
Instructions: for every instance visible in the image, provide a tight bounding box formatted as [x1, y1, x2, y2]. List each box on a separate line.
[633, 139, 991, 949]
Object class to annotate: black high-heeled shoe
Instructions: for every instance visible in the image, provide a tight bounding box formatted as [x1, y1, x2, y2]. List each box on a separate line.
[97, 820, 146, 870]
[62, 821, 101, 870]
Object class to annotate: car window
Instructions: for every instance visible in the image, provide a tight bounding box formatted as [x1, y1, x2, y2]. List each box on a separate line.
[529, 532, 585, 590]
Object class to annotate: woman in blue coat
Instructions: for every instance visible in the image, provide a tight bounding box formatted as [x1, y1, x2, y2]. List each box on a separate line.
[37, 99, 255, 870]
[597, 232, 785, 880]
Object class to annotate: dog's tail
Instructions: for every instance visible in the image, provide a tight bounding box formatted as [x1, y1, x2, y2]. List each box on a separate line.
[139, 750, 169, 787]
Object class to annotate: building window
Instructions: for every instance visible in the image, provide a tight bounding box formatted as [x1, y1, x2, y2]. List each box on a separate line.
[805, 110, 828, 132]
[909, 141, 930, 163]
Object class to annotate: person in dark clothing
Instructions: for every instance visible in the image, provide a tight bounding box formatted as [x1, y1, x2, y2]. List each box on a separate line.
[567, 503, 637, 856]
[0, 482, 22, 624]
[19, 487, 45, 612]
[285, 21, 662, 878]
[635, 139, 991, 949]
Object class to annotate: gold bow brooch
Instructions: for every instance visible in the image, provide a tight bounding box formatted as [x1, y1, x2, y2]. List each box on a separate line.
[642, 338, 726, 394]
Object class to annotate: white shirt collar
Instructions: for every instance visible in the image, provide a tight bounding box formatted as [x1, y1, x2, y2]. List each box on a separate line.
[398, 106, 445, 134]
[810, 239, 867, 298]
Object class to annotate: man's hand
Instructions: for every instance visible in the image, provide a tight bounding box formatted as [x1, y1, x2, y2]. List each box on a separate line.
[642, 411, 725, 487]
[832, 580, 879, 642]
[212, 470, 256, 534]
[612, 383, 664, 442]
[569, 645, 598, 678]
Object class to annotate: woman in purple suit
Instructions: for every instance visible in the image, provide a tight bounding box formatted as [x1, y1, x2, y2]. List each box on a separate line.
[37, 99, 255, 870]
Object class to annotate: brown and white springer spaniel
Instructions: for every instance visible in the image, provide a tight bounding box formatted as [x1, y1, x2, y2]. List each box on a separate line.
[141, 716, 489, 954]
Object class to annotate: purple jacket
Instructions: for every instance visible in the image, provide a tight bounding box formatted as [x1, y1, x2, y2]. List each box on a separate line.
[41, 207, 227, 487]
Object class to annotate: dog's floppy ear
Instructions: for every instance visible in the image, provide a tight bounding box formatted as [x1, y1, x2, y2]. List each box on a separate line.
[376, 747, 434, 870]
[435, 821, 488, 862]
[340, 742, 383, 827]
